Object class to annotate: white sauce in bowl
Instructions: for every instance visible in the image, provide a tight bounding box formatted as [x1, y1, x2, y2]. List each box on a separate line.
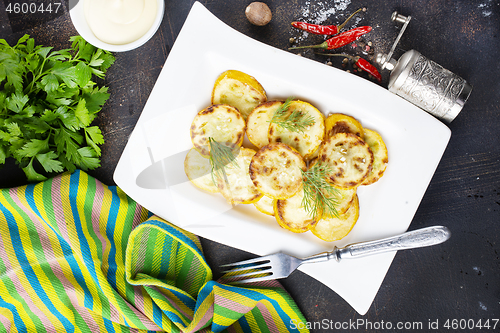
[84, 0, 158, 45]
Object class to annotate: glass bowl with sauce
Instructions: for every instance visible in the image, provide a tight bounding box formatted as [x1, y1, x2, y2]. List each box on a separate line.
[69, 0, 164, 52]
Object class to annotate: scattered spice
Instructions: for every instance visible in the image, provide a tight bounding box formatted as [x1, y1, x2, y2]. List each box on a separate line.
[292, 0, 356, 44]
[319, 53, 382, 82]
[291, 7, 364, 35]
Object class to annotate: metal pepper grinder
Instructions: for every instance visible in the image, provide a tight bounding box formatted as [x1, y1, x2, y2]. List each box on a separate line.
[376, 12, 472, 123]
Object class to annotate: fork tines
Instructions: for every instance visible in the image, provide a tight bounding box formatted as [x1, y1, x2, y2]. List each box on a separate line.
[220, 257, 275, 284]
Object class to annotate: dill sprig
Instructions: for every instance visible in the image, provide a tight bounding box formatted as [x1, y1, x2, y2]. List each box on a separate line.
[301, 161, 339, 220]
[270, 97, 316, 133]
[208, 137, 239, 186]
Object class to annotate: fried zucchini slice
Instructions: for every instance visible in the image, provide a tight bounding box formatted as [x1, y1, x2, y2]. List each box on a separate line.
[249, 142, 306, 199]
[215, 148, 263, 205]
[361, 128, 389, 185]
[184, 148, 219, 193]
[253, 195, 275, 216]
[331, 186, 357, 215]
[318, 133, 374, 188]
[306, 158, 357, 215]
[246, 100, 282, 149]
[190, 104, 246, 157]
[307, 145, 320, 161]
[268, 100, 325, 159]
[275, 188, 320, 233]
[311, 194, 359, 242]
[211, 70, 267, 120]
[325, 113, 364, 139]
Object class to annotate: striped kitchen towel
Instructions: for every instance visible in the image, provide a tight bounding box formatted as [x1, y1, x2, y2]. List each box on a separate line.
[0, 170, 308, 332]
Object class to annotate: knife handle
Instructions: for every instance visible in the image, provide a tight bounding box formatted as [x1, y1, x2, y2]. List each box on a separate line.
[335, 226, 451, 261]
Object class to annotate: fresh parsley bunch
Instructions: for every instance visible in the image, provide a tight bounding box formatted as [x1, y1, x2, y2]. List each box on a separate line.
[0, 35, 115, 182]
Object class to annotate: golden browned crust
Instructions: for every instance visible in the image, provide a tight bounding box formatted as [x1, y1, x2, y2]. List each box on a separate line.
[249, 142, 306, 199]
[311, 194, 359, 242]
[190, 104, 246, 157]
[319, 133, 374, 188]
[267, 100, 325, 159]
[215, 148, 263, 205]
[274, 189, 319, 233]
[361, 128, 389, 185]
[246, 100, 283, 148]
[325, 113, 364, 138]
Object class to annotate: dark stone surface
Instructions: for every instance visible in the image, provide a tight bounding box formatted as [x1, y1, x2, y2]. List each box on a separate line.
[1, 0, 499, 331]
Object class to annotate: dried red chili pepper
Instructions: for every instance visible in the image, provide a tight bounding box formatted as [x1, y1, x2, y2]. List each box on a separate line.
[319, 53, 381, 82]
[291, 8, 364, 35]
[355, 58, 382, 82]
[289, 26, 372, 51]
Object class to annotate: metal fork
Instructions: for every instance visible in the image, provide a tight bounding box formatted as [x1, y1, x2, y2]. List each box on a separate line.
[220, 226, 450, 284]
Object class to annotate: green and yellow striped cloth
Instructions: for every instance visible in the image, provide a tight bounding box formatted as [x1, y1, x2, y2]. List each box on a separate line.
[0, 170, 309, 332]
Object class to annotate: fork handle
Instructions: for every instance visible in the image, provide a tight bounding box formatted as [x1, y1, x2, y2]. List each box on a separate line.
[334, 226, 451, 261]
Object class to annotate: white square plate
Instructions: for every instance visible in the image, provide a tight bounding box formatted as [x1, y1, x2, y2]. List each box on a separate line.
[114, 1, 451, 315]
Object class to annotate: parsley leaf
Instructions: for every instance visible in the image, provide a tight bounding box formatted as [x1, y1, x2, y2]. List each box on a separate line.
[23, 158, 47, 182]
[82, 86, 110, 113]
[85, 126, 104, 156]
[40, 74, 59, 92]
[15, 138, 49, 159]
[36, 151, 64, 173]
[0, 145, 6, 164]
[77, 146, 101, 170]
[75, 98, 91, 127]
[6, 93, 29, 113]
